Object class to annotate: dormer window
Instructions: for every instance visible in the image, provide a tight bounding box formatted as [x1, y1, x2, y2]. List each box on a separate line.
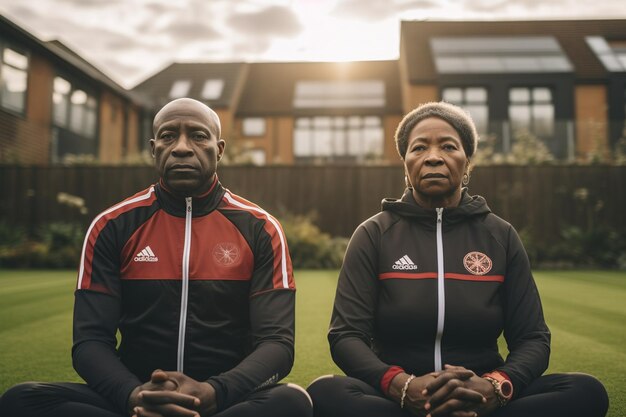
[201, 79, 224, 100]
[293, 80, 385, 108]
[169, 80, 191, 98]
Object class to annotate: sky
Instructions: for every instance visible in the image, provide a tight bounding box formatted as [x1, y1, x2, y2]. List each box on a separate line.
[1, 0, 625, 89]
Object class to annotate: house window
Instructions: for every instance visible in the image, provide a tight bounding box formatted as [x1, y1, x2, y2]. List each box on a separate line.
[70, 90, 97, 137]
[509, 87, 554, 138]
[586, 37, 626, 72]
[242, 149, 266, 165]
[169, 80, 191, 98]
[442, 87, 488, 134]
[242, 118, 266, 136]
[53, 77, 71, 126]
[0, 45, 28, 113]
[431, 36, 573, 74]
[52, 76, 97, 138]
[294, 116, 383, 161]
[201, 79, 224, 100]
[293, 80, 385, 108]
[622, 87, 626, 142]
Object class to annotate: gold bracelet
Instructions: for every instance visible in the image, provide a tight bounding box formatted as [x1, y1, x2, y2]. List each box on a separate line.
[400, 374, 416, 409]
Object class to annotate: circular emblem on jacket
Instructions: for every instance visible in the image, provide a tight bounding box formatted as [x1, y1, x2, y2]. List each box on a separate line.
[463, 251, 492, 275]
[213, 243, 241, 266]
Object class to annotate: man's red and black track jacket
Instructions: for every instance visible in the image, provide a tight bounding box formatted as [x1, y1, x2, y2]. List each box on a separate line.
[329, 189, 550, 398]
[73, 177, 295, 413]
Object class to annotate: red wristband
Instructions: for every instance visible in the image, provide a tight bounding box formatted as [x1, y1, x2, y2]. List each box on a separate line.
[482, 371, 513, 401]
[380, 366, 405, 394]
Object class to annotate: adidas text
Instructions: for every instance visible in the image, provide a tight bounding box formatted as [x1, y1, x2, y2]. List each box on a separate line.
[392, 264, 418, 270]
[135, 246, 158, 262]
[134, 255, 158, 262]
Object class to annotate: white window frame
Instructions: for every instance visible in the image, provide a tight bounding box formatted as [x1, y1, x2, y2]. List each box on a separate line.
[293, 115, 384, 161]
[242, 118, 266, 136]
[508, 86, 555, 138]
[52, 75, 98, 138]
[0, 43, 29, 114]
[442, 86, 489, 135]
[169, 80, 192, 99]
[201, 79, 224, 100]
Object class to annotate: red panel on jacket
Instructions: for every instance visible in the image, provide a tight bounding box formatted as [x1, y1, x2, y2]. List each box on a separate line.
[120, 210, 253, 280]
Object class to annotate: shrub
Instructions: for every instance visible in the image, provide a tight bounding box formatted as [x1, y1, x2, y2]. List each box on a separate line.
[556, 226, 626, 269]
[519, 225, 626, 270]
[279, 213, 348, 269]
[37, 223, 85, 268]
[0, 222, 84, 268]
[0, 221, 26, 246]
[473, 129, 555, 166]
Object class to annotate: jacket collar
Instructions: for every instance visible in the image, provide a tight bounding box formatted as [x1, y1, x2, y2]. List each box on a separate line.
[382, 187, 491, 226]
[155, 176, 225, 217]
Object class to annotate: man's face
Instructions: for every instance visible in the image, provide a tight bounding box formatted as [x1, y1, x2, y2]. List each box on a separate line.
[150, 99, 225, 197]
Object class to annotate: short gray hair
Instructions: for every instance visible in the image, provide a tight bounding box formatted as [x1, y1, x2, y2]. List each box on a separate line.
[394, 101, 478, 160]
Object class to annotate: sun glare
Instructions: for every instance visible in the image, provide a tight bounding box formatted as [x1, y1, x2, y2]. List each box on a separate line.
[266, 15, 399, 62]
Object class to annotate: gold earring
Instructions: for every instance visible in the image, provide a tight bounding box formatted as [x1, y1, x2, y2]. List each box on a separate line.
[462, 173, 470, 186]
[405, 175, 411, 188]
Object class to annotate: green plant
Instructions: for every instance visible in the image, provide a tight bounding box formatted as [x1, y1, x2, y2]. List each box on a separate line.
[472, 129, 555, 165]
[38, 223, 84, 251]
[506, 129, 555, 165]
[60, 154, 99, 165]
[0, 222, 85, 268]
[614, 136, 626, 165]
[0, 221, 26, 246]
[279, 213, 348, 269]
[471, 133, 497, 166]
[36, 223, 85, 268]
[519, 224, 626, 270]
[557, 226, 625, 268]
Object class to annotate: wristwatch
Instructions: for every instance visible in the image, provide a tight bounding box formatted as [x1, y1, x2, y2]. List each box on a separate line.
[482, 371, 513, 407]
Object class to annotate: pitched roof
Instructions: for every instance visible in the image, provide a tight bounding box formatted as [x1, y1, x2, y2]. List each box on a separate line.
[400, 19, 626, 83]
[131, 62, 248, 110]
[236, 60, 403, 116]
[0, 14, 136, 101]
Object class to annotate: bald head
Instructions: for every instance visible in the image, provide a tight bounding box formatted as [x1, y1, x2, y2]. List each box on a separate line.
[153, 98, 221, 139]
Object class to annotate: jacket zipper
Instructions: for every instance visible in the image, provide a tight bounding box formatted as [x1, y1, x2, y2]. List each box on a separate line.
[177, 197, 192, 372]
[434, 207, 445, 371]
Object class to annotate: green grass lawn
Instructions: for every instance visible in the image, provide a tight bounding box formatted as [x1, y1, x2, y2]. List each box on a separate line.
[1, 270, 624, 416]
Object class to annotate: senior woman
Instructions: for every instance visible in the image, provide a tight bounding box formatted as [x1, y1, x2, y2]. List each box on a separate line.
[307, 102, 608, 417]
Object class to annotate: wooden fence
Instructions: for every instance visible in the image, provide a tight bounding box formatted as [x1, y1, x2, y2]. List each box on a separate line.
[0, 165, 624, 242]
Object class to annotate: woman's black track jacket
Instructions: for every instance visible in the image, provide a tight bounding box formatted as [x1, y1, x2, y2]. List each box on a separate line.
[328, 188, 550, 398]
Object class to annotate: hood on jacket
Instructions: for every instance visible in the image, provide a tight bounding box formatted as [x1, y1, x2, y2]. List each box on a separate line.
[381, 188, 491, 225]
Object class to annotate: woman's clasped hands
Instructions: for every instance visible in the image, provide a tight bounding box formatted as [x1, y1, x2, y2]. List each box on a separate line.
[391, 365, 500, 417]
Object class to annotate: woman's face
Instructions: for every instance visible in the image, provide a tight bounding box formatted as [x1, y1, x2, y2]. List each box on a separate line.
[404, 117, 468, 208]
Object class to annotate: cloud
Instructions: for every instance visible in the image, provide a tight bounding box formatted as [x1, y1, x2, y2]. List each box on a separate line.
[461, 0, 534, 12]
[332, 0, 438, 21]
[161, 20, 222, 43]
[2, 4, 38, 20]
[132, 3, 224, 46]
[231, 39, 272, 56]
[143, 1, 171, 15]
[52, 0, 122, 6]
[228, 5, 302, 37]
